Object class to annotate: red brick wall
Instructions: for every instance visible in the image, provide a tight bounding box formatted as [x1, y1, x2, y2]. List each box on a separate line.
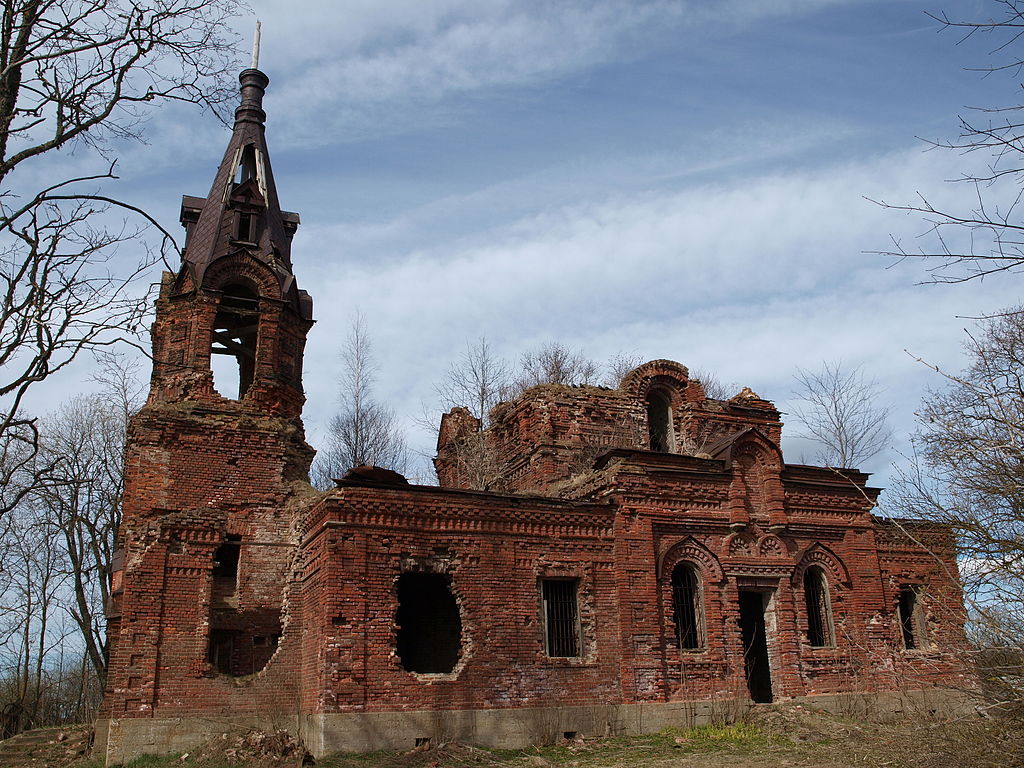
[106, 333, 974, 732]
[102, 400, 316, 720]
[436, 360, 784, 495]
[298, 485, 622, 713]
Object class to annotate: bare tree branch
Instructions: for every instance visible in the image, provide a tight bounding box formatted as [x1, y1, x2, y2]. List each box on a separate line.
[891, 308, 1024, 707]
[0, 0, 244, 517]
[789, 361, 892, 469]
[873, 1, 1024, 283]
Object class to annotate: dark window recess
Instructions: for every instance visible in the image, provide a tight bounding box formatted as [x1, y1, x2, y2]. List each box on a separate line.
[647, 389, 672, 452]
[542, 579, 580, 657]
[898, 587, 925, 649]
[803, 567, 833, 647]
[211, 284, 259, 399]
[208, 629, 236, 674]
[671, 563, 702, 649]
[237, 211, 254, 242]
[212, 536, 241, 579]
[395, 573, 462, 673]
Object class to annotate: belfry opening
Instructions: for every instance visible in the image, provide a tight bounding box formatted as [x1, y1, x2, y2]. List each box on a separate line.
[211, 283, 259, 399]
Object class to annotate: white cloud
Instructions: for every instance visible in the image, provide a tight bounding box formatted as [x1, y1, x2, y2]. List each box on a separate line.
[246, 0, 857, 144]
[296, 140, 1024, 485]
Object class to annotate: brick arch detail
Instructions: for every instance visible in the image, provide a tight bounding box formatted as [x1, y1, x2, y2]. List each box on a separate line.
[621, 360, 709, 404]
[792, 543, 851, 587]
[202, 252, 283, 302]
[729, 431, 783, 470]
[757, 533, 788, 558]
[657, 536, 725, 583]
[727, 434, 786, 529]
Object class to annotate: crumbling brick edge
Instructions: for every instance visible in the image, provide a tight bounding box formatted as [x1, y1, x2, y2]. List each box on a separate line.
[94, 688, 973, 765]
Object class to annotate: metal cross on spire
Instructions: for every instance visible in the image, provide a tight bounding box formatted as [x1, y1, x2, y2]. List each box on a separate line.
[251, 20, 262, 70]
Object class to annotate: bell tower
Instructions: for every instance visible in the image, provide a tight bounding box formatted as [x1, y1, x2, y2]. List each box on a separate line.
[150, 67, 313, 417]
[98, 67, 316, 760]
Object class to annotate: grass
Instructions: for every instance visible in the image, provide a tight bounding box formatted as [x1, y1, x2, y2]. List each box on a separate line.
[662, 722, 770, 751]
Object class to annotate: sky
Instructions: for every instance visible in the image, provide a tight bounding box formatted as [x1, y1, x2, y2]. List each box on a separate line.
[24, 0, 1024, 493]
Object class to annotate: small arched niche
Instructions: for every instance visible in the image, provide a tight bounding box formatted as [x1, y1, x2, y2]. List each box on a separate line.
[646, 388, 674, 452]
[211, 283, 260, 399]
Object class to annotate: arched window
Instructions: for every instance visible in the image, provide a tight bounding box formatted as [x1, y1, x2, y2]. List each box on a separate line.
[647, 389, 673, 452]
[671, 563, 703, 649]
[803, 566, 834, 647]
[211, 283, 259, 399]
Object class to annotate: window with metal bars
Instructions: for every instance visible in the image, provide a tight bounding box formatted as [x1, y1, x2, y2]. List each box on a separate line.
[542, 579, 580, 657]
[671, 563, 702, 649]
[803, 566, 834, 647]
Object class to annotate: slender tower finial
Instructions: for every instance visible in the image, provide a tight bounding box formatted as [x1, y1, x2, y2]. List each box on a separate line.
[251, 20, 262, 70]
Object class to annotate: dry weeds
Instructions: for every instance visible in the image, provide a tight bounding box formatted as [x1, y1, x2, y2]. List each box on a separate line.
[8, 704, 1021, 768]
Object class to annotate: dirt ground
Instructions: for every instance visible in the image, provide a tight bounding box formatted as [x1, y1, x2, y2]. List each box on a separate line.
[6, 704, 1022, 768]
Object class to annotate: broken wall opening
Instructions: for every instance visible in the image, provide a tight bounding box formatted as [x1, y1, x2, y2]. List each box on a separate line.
[395, 572, 462, 673]
[898, 586, 927, 649]
[207, 537, 283, 678]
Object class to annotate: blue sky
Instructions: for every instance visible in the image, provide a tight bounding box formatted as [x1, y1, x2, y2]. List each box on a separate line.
[30, 0, 1024, 490]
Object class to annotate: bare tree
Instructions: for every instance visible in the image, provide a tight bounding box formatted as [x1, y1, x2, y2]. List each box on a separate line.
[514, 342, 601, 392]
[688, 366, 737, 400]
[33, 354, 142, 684]
[0, 494, 70, 735]
[436, 338, 512, 424]
[604, 352, 643, 388]
[891, 309, 1024, 708]
[429, 338, 512, 491]
[312, 313, 407, 488]
[789, 361, 892, 469]
[873, 1, 1024, 284]
[0, 357, 140, 734]
[0, 0, 244, 517]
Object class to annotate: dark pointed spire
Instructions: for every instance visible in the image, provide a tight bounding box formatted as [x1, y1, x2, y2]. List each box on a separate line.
[178, 67, 304, 309]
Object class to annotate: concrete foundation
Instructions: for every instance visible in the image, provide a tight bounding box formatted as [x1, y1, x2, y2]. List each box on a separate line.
[95, 688, 974, 765]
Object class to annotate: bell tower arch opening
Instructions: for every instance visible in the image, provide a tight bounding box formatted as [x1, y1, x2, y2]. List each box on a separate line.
[211, 283, 260, 399]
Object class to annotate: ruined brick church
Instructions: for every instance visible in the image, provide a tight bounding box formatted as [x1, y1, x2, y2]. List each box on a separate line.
[95, 68, 973, 764]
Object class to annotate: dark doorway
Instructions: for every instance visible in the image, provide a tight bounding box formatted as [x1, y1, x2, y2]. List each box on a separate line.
[738, 590, 773, 703]
[395, 573, 462, 673]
